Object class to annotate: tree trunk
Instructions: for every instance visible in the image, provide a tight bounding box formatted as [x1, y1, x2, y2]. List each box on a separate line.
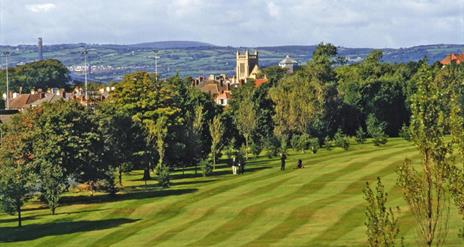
[212, 148, 216, 171]
[17, 205, 22, 227]
[118, 164, 123, 186]
[51, 206, 56, 216]
[245, 136, 249, 160]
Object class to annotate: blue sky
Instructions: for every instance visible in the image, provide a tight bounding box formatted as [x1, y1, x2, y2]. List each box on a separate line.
[0, 0, 463, 48]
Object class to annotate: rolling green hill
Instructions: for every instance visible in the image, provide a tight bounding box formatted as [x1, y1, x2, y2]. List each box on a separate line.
[0, 138, 461, 246]
[0, 43, 463, 82]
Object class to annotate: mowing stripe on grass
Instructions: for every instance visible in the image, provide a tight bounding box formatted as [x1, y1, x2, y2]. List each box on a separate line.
[147, 145, 396, 245]
[243, 151, 418, 247]
[189, 146, 414, 246]
[92, 143, 406, 246]
[88, 164, 303, 247]
[150, 175, 296, 244]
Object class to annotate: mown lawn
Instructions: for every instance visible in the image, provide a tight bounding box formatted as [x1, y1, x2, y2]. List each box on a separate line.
[0, 138, 462, 246]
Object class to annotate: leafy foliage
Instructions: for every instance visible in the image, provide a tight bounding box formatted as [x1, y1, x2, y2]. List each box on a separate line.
[0, 59, 70, 94]
[397, 63, 453, 247]
[367, 114, 388, 146]
[364, 177, 403, 247]
[356, 127, 367, 144]
[334, 129, 350, 150]
[0, 111, 38, 226]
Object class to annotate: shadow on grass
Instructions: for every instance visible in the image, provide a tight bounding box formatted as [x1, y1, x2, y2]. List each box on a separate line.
[0, 218, 138, 242]
[171, 166, 272, 180]
[60, 188, 198, 205]
[0, 216, 38, 224]
[172, 179, 217, 186]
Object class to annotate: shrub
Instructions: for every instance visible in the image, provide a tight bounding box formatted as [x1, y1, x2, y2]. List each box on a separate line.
[367, 114, 388, 146]
[334, 129, 350, 150]
[324, 136, 333, 150]
[225, 139, 237, 160]
[399, 123, 411, 141]
[292, 134, 311, 153]
[291, 135, 301, 151]
[298, 134, 312, 153]
[158, 165, 170, 188]
[265, 136, 280, 158]
[200, 159, 213, 177]
[103, 170, 118, 196]
[250, 142, 263, 159]
[355, 127, 367, 144]
[309, 138, 320, 154]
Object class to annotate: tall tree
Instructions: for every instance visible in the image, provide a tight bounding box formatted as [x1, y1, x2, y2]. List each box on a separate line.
[397, 63, 451, 247]
[109, 72, 181, 180]
[364, 177, 402, 247]
[0, 111, 38, 227]
[234, 89, 257, 160]
[209, 115, 224, 170]
[95, 102, 139, 186]
[270, 43, 339, 139]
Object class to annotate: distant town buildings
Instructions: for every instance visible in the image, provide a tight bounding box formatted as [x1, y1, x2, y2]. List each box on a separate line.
[191, 50, 279, 106]
[2, 86, 115, 112]
[440, 53, 464, 65]
[279, 55, 298, 73]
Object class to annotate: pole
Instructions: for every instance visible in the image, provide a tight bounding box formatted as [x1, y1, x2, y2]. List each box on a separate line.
[155, 56, 158, 77]
[152, 50, 160, 80]
[82, 48, 88, 101]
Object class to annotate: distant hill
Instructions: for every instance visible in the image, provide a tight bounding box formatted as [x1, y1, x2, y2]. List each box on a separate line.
[1, 42, 463, 82]
[128, 41, 215, 49]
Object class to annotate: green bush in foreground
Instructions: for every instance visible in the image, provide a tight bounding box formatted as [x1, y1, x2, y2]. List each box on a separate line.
[356, 127, 367, 144]
[334, 129, 350, 150]
[367, 114, 388, 146]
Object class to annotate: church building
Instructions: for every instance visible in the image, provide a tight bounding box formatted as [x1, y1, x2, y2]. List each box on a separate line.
[235, 50, 261, 83]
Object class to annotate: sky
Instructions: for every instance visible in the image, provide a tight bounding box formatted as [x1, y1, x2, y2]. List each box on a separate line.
[0, 0, 463, 48]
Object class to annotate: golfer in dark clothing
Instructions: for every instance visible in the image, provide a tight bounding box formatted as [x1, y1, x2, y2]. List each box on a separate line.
[297, 159, 303, 169]
[280, 153, 287, 171]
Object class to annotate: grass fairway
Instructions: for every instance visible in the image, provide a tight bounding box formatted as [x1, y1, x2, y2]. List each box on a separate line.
[0, 138, 462, 246]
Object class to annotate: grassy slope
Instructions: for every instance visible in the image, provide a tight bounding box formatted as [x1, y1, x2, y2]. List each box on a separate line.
[0, 138, 461, 246]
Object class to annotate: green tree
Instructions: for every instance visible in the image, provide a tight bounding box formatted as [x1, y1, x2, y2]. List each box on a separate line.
[270, 43, 340, 139]
[0, 111, 38, 227]
[364, 177, 403, 247]
[334, 129, 350, 150]
[235, 89, 257, 160]
[109, 72, 181, 180]
[397, 63, 451, 247]
[209, 115, 224, 170]
[0, 59, 70, 93]
[367, 114, 388, 146]
[356, 127, 367, 144]
[95, 102, 139, 187]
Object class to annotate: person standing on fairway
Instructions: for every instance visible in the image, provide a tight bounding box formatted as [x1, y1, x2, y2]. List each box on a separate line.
[280, 153, 287, 171]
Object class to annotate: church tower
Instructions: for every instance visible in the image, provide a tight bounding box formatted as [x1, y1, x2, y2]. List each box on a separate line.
[236, 50, 258, 83]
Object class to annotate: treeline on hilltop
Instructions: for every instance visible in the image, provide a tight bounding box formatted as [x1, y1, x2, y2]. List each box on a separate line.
[1, 43, 464, 237]
[0, 59, 70, 94]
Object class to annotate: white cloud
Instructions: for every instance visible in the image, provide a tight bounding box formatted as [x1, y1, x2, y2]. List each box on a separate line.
[267, 2, 280, 18]
[1, 0, 462, 47]
[26, 3, 56, 13]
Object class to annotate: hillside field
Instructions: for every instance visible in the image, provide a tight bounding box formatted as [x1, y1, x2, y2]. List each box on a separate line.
[0, 139, 462, 246]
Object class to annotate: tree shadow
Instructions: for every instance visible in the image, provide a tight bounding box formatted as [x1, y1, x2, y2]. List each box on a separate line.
[60, 188, 198, 205]
[247, 158, 280, 165]
[0, 216, 37, 224]
[0, 218, 138, 242]
[172, 179, 217, 186]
